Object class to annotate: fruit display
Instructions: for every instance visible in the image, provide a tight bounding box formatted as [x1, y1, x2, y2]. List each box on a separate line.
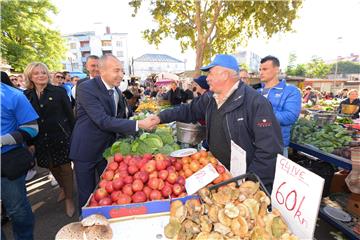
[135, 99, 159, 113]
[291, 118, 352, 153]
[303, 99, 340, 112]
[164, 181, 298, 240]
[336, 117, 353, 124]
[178, 150, 232, 183]
[103, 126, 180, 158]
[88, 153, 188, 207]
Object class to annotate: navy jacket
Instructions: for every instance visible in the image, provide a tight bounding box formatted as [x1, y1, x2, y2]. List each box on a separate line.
[159, 82, 283, 189]
[69, 77, 136, 163]
[258, 80, 302, 147]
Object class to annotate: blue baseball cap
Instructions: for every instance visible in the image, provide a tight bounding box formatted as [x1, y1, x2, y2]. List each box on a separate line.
[193, 75, 209, 90]
[200, 54, 240, 73]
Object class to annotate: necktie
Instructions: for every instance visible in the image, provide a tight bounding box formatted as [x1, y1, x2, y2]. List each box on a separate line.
[108, 89, 116, 116]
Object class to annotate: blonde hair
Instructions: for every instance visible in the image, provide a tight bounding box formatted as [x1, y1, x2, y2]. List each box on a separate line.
[348, 89, 358, 97]
[23, 62, 51, 89]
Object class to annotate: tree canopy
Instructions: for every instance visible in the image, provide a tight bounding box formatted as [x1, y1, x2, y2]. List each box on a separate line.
[129, 0, 303, 74]
[1, 0, 66, 72]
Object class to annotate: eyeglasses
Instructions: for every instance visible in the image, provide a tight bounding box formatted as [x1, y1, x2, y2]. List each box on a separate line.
[55, 75, 65, 79]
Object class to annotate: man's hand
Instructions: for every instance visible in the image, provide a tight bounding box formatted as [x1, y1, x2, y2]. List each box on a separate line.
[138, 115, 160, 131]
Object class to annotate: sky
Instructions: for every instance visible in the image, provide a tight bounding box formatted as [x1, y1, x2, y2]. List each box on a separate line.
[51, 0, 360, 71]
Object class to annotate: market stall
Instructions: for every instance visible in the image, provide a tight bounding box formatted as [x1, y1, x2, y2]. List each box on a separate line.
[289, 100, 360, 239]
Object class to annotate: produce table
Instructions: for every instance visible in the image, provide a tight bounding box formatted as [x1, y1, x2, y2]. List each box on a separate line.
[289, 142, 352, 170]
[289, 142, 358, 239]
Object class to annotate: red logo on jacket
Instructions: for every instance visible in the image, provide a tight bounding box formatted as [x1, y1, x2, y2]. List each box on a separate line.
[256, 119, 272, 127]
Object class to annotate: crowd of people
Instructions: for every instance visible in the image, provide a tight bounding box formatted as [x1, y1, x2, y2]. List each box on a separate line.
[1, 52, 358, 239]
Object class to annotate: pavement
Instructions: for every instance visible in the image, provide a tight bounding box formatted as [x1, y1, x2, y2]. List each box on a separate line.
[1, 166, 350, 240]
[2, 166, 79, 240]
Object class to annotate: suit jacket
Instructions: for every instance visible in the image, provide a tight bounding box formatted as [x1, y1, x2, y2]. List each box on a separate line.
[69, 77, 136, 163]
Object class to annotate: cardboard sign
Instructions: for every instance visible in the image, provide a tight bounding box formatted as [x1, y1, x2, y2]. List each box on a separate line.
[230, 140, 247, 177]
[185, 163, 219, 195]
[271, 154, 324, 239]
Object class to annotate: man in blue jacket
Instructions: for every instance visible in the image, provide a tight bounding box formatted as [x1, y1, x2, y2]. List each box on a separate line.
[149, 55, 283, 191]
[259, 56, 302, 157]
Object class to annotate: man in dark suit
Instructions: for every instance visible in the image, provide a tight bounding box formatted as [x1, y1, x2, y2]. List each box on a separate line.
[70, 54, 154, 211]
[73, 55, 100, 100]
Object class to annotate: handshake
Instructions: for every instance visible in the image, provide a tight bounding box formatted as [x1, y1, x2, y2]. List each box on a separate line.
[137, 115, 161, 131]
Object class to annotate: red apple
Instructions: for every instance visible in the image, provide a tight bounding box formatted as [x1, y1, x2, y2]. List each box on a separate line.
[161, 185, 172, 198]
[158, 179, 165, 190]
[90, 195, 97, 204]
[111, 191, 122, 202]
[166, 166, 176, 173]
[113, 172, 121, 180]
[117, 194, 132, 204]
[156, 158, 166, 171]
[143, 153, 152, 161]
[128, 157, 137, 166]
[172, 183, 182, 195]
[158, 170, 169, 181]
[137, 171, 149, 184]
[108, 162, 118, 171]
[122, 184, 133, 196]
[178, 192, 187, 198]
[99, 180, 108, 189]
[128, 165, 139, 175]
[123, 175, 133, 184]
[132, 191, 147, 203]
[118, 162, 128, 172]
[132, 179, 144, 192]
[136, 158, 147, 169]
[155, 153, 165, 162]
[144, 160, 156, 173]
[102, 170, 114, 181]
[216, 165, 225, 174]
[118, 170, 128, 178]
[94, 188, 108, 201]
[148, 177, 160, 190]
[164, 159, 171, 168]
[149, 171, 158, 179]
[169, 157, 177, 164]
[114, 153, 123, 162]
[176, 176, 186, 186]
[105, 181, 114, 193]
[167, 172, 178, 184]
[149, 189, 162, 200]
[112, 178, 124, 190]
[143, 186, 152, 198]
[124, 155, 132, 164]
[174, 161, 183, 171]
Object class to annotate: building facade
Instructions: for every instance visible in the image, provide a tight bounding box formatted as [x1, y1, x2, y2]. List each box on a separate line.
[62, 27, 129, 74]
[232, 50, 261, 73]
[133, 54, 185, 80]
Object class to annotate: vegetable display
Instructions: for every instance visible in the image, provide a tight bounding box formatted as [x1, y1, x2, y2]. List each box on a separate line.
[291, 118, 352, 153]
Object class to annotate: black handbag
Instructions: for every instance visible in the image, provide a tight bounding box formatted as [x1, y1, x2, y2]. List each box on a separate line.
[1, 146, 34, 180]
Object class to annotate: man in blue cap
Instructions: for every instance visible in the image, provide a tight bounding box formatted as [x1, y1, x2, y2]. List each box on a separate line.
[148, 54, 283, 191]
[193, 75, 210, 97]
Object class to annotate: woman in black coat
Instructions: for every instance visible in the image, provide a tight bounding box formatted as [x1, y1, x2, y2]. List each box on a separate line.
[24, 62, 75, 217]
[338, 89, 360, 119]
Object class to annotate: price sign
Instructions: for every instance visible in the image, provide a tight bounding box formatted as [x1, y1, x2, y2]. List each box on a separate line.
[271, 154, 324, 239]
[185, 163, 219, 195]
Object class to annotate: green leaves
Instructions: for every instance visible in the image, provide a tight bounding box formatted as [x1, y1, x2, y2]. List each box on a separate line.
[1, 0, 66, 72]
[129, 0, 303, 72]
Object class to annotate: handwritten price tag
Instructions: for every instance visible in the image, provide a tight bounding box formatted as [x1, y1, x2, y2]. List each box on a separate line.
[185, 163, 219, 195]
[271, 154, 324, 239]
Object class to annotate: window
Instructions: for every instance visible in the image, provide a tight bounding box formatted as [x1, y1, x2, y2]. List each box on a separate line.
[117, 51, 124, 57]
[116, 41, 123, 47]
[102, 40, 112, 46]
[70, 43, 76, 49]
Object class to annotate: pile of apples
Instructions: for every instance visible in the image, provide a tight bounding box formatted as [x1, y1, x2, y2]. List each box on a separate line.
[89, 153, 187, 207]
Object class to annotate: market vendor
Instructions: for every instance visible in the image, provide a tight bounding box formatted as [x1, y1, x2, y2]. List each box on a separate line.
[148, 54, 283, 191]
[338, 89, 360, 119]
